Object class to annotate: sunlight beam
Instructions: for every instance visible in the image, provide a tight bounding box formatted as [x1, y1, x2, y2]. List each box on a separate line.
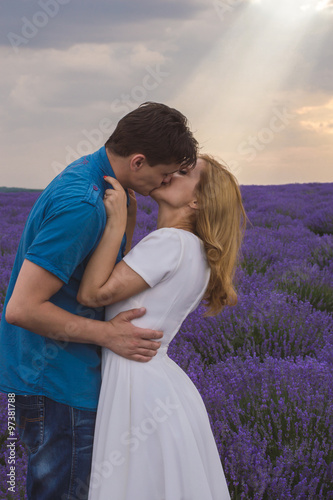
[173, 0, 333, 183]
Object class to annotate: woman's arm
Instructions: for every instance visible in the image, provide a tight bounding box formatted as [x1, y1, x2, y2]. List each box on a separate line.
[77, 176, 127, 305]
[78, 260, 149, 308]
[77, 177, 149, 308]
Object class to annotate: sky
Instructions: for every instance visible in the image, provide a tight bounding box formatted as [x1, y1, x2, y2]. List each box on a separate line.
[0, 0, 332, 189]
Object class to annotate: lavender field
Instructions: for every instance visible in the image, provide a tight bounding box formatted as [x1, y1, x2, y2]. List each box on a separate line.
[0, 183, 332, 499]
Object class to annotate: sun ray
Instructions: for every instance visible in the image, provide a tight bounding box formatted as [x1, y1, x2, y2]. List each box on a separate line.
[173, 0, 333, 183]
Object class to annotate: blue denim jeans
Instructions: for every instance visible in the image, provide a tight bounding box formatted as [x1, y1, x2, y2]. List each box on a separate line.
[14, 394, 97, 500]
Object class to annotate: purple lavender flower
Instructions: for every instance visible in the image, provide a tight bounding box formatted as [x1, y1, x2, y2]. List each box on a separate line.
[1, 183, 332, 499]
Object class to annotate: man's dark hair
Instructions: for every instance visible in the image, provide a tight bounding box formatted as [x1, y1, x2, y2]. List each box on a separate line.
[105, 102, 198, 168]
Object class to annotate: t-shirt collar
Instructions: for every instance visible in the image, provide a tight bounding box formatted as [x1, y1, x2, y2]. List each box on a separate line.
[98, 146, 130, 207]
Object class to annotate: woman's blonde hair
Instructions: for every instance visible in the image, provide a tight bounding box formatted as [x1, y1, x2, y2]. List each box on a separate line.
[193, 154, 247, 316]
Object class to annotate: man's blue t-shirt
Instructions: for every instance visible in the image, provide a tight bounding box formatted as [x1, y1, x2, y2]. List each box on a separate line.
[0, 146, 129, 410]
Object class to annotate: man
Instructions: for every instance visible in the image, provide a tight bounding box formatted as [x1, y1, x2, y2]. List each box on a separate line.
[0, 102, 198, 499]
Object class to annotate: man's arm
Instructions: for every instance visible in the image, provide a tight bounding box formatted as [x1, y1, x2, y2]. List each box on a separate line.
[5, 259, 162, 362]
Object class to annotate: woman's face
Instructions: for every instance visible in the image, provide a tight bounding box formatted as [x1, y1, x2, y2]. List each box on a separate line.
[150, 158, 206, 208]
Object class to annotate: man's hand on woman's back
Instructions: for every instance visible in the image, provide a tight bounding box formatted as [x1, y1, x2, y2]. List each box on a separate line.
[5, 259, 162, 362]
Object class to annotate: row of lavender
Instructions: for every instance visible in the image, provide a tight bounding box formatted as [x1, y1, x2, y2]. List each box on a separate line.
[0, 183, 332, 499]
[0, 191, 42, 499]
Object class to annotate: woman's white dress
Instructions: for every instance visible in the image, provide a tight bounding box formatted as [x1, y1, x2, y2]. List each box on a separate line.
[88, 228, 231, 500]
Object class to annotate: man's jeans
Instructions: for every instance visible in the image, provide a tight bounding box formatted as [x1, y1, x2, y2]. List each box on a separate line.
[14, 394, 97, 500]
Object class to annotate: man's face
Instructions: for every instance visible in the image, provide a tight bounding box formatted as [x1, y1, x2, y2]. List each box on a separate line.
[130, 160, 190, 196]
[150, 158, 204, 208]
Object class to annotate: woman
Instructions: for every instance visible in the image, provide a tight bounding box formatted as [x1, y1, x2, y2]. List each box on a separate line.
[78, 154, 247, 499]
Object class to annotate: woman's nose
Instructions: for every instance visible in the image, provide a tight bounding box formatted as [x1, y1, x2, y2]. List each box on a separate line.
[163, 174, 173, 184]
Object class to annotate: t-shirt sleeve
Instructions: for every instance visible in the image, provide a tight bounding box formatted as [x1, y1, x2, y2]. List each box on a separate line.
[122, 228, 183, 287]
[25, 201, 104, 284]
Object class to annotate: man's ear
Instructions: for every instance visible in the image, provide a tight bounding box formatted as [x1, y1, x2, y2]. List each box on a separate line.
[130, 154, 146, 171]
[189, 199, 199, 210]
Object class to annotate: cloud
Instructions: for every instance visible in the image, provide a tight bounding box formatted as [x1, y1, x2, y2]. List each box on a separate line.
[0, 0, 332, 188]
[5, 44, 170, 111]
[1, 0, 207, 50]
[297, 98, 333, 135]
[284, 13, 333, 93]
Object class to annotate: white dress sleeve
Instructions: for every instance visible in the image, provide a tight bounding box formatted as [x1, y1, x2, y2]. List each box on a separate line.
[122, 228, 183, 288]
